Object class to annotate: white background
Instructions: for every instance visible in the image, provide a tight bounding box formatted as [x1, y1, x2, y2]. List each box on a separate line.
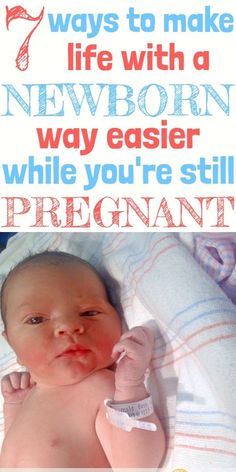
[0, 1, 235, 230]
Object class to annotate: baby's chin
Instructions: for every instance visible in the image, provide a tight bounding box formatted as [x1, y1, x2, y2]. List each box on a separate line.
[33, 371, 93, 388]
[32, 360, 115, 387]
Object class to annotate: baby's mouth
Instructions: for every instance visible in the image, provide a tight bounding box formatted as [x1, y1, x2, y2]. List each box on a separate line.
[57, 344, 90, 358]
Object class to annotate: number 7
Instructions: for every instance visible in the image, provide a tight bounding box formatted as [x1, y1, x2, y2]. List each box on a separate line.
[6, 5, 45, 71]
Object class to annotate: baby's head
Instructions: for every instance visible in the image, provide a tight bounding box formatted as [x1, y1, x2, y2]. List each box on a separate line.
[1, 251, 121, 386]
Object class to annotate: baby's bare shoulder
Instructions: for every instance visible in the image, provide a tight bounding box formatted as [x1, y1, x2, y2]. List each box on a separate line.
[84, 369, 115, 399]
[59, 369, 115, 411]
[89, 368, 115, 384]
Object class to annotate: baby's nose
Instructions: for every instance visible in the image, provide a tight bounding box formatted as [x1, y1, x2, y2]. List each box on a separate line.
[54, 316, 85, 337]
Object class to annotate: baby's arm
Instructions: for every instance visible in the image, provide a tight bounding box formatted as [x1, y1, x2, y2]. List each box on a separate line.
[96, 326, 166, 468]
[1, 372, 34, 434]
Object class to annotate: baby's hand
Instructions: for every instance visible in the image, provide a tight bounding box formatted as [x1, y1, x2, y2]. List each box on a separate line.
[1, 372, 35, 404]
[112, 326, 155, 390]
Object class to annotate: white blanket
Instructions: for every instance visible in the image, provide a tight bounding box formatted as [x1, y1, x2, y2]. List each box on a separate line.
[0, 232, 236, 469]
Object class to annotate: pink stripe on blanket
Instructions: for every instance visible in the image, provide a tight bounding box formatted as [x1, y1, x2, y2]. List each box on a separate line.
[176, 443, 236, 457]
[123, 242, 179, 310]
[152, 333, 236, 369]
[103, 234, 128, 256]
[153, 321, 236, 361]
[176, 432, 236, 445]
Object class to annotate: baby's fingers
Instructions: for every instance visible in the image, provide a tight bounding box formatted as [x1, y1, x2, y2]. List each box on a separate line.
[112, 337, 147, 362]
[10, 372, 28, 390]
[1, 372, 32, 395]
[120, 326, 155, 347]
[7, 372, 23, 390]
[1, 376, 14, 395]
[20, 372, 32, 390]
[1, 373, 19, 395]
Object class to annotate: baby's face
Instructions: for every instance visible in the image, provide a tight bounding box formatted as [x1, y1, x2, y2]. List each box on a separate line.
[3, 262, 121, 386]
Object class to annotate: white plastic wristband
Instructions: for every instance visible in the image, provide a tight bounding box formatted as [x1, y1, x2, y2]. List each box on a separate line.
[105, 396, 157, 432]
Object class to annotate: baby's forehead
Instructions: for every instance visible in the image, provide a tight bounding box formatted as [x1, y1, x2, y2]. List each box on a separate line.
[8, 259, 97, 282]
[3, 259, 104, 298]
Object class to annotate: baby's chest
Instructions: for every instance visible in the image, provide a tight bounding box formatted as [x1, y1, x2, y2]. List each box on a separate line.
[15, 396, 96, 442]
[3, 399, 102, 467]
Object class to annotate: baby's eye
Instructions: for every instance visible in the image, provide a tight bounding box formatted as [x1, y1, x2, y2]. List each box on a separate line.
[81, 310, 100, 317]
[25, 316, 47, 325]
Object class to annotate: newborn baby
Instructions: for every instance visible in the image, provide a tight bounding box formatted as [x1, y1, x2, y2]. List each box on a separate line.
[0, 251, 165, 467]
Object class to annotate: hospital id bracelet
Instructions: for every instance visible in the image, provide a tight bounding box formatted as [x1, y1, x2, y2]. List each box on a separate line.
[104, 396, 157, 432]
[106, 395, 154, 418]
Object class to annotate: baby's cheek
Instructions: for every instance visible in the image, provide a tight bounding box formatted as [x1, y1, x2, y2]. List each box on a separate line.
[102, 335, 120, 361]
[18, 343, 46, 367]
[98, 338, 113, 355]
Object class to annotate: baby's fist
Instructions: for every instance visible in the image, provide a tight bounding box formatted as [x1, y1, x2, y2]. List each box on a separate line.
[112, 326, 155, 390]
[1, 371, 35, 404]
